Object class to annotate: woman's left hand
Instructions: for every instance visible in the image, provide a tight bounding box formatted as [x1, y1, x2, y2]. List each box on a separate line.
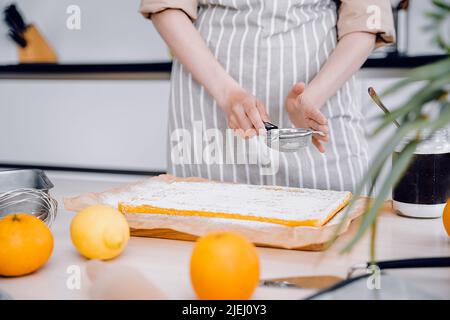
[285, 82, 329, 153]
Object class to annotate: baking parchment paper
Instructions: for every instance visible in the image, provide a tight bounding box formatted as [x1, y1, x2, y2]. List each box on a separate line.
[64, 174, 365, 250]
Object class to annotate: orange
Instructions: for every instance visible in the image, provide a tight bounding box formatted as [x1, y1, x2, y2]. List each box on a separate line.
[190, 231, 260, 300]
[443, 200, 450, 237]
[0, 213, 54, 276]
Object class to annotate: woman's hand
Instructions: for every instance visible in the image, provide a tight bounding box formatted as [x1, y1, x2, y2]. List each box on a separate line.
[152, 9, 270, 138]
[285, 82, 329, 153]
[220, 86, 270, 138]
[283, 32, 375, 152]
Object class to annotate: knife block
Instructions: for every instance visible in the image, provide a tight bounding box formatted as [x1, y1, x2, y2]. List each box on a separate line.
[17, 24, 57, 63]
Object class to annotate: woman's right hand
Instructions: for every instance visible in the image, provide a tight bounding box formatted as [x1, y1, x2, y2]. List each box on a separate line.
[152, 9, 269, 137]
[152, 10, 270, 138]
[220, 87, 270, 138]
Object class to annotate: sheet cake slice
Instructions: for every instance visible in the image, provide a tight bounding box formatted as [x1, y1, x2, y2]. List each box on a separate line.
[115, 181, 352, 227]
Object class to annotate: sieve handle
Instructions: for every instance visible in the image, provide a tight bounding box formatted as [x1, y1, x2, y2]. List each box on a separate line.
[264, 122, 278, 131]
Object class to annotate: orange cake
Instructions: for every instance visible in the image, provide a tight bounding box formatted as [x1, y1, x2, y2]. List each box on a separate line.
[108, 181, 352, 228]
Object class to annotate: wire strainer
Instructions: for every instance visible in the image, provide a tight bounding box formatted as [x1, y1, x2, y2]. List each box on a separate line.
[0, 188, 57, 226]
[264, 122, 325, 152]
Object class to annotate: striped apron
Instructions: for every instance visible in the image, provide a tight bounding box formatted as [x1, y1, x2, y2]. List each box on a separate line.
[167, 0, 369, 192]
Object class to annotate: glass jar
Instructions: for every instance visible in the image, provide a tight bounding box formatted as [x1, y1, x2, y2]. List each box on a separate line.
[392, 128, 450, 218]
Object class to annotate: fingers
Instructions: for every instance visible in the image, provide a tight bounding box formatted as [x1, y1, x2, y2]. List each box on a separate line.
[228, 117, 246, 138]
[307, 119, 329, 141]
[308, 110, 329, 152]
[307, 106, 328, 125]
[228, 114, 239, 130]
[228, 96, 269, 138]
[287, 82, 306, 101]
[314, 132, 329, 143]
[232, 105, 255, 137]
[255, 99, 270, 123]
[312, 136, 326, 153]
[245, 102, 265, 132]
[305, 105, 329, 143]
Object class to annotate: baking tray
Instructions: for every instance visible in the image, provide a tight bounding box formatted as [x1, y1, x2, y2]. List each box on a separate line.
[0, 169, 55, 218]
[0, 169, 54, 193]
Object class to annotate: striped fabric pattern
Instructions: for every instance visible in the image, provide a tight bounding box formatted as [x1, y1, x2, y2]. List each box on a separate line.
[167, 0, 368, 192]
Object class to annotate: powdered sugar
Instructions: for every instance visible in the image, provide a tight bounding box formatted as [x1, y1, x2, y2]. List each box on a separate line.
[102, 180, 351, 224]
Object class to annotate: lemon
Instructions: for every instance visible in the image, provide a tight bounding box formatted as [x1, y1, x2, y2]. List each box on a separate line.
[70, 205, 130, 260]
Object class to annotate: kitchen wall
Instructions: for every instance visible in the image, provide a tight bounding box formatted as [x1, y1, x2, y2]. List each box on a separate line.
[0, 0, 444, 64]
[0, 0, 169, 63]
[406, 0, 447, 56]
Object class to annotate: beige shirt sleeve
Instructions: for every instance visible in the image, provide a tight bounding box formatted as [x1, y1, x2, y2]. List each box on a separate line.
[139, 0, 198, 20]
[337, 0, 396, 49]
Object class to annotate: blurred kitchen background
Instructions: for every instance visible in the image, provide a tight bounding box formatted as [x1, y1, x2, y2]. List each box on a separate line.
[0, 0, 448, 189]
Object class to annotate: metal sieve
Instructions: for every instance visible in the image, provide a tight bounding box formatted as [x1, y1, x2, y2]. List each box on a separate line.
[264, 122, 325, 152]
[0, 169, 57, 226]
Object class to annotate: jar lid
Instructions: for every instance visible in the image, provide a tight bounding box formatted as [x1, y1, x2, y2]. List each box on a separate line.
[395, 128, 450, 154]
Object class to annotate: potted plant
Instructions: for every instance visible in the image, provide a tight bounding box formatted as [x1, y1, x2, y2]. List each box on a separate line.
[342, 0, 450, 261]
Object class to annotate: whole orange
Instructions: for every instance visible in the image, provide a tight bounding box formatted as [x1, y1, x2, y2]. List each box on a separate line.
[443, 200, 450, 237]
[190, 231, 260, 300]
[0, 213, 54, 276]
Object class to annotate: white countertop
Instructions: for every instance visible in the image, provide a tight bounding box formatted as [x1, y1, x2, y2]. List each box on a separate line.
[1, 171, 449, 300]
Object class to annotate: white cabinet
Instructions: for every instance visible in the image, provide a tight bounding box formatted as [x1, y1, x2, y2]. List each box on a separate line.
[0, 79, 170, 172]
[1, 69, 438, 179]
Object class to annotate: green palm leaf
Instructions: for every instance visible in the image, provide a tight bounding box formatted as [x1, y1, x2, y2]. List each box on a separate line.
[343, 105, 450, 255]
[339, 0, 450, 261]
[342, 139, 419, 253]
[432, 0, 450, 11]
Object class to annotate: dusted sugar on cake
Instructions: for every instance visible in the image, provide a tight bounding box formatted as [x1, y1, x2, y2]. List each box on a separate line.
[107, 181, 352, 227]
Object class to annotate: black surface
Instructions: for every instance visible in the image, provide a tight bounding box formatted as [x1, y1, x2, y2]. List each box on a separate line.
[376, 257, 450, 270]
[0, 163, 165, 176]
[2, 300, 447, 319]
[0, 61, 173, 74]
[362, 54, 448, 68]
[393, 152, 450, 204]
[0, 55, 447, 75]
